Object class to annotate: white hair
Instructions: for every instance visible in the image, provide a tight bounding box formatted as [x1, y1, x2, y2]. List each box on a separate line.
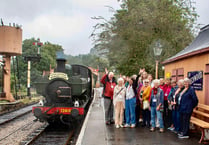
[117, 78, 124, 83]
[159, 78, 164, 81]
[143, 79, 149, 84]
[153, 79, 160, 84]
[178, 79, 184, 85]
[184, 78, 191, 84]
[109, 72, 114, 76]
[132, 74, 137, 80]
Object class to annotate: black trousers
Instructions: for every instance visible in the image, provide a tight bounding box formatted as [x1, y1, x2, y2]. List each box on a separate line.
[142, 109, 151, 126]
[180, 112, 192, 136]
[163, 100, 172, 127]
[135, 104, 141, 125]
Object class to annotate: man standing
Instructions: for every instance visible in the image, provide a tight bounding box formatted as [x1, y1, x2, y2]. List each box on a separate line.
[101, 69, 117, 125]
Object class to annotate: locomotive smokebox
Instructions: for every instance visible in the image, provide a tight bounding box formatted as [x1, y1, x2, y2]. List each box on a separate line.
[56, 51, 66, 73]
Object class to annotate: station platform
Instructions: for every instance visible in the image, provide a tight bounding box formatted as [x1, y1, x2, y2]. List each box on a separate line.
[0, 103, 37, 125]
[76, 88, 201, 145]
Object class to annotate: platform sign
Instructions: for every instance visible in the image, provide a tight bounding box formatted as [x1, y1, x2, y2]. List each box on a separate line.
[187, 71, 203, 90]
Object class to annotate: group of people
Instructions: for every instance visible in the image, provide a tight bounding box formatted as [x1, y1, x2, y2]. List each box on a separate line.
[100, 68, 198, 139]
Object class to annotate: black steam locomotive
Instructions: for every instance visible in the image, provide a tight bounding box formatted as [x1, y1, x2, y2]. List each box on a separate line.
[32, 51, 93, 125]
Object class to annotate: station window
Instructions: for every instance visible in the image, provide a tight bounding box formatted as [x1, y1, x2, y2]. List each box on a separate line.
[172, 68, 184, 81]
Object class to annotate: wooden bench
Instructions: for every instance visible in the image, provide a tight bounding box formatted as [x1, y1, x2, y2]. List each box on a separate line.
[191, 103, 209, 143]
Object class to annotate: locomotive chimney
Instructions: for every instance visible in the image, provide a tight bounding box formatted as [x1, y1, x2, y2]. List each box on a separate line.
[56, 51, 66, 73]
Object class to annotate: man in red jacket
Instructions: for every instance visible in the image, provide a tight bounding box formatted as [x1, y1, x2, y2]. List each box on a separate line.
[101, 70, 117, 125]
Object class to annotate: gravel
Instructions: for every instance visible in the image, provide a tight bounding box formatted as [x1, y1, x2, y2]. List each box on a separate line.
[0, 113, 44, 145]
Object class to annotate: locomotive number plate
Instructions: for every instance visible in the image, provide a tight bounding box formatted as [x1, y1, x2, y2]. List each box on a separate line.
[60, 108, 71, 113]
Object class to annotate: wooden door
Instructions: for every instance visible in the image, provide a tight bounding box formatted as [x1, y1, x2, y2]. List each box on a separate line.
[205, 64, 209, 105]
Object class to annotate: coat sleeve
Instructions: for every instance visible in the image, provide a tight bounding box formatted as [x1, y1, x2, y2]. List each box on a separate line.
[113, 87, 117, 106]
[167, 88, 173, 101]
[191, 88, 198, 108]
[143, 87, 151, 100]
[149, 88, 153, 102]
[160, 90, 164, 105]
[100, 74, 107, 85]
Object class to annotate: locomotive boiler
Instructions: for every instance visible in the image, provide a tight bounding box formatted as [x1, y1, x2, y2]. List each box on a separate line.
[32, 51, 92, 125]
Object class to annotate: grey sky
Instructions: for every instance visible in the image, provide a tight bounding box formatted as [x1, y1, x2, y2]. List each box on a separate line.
[0, 0, 209, 55]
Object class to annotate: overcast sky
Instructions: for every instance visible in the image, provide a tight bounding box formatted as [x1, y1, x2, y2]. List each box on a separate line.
[0, 0, 209, 56]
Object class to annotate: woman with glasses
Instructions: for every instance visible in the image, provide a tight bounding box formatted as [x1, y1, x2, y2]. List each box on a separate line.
[140, 79, 151, 127]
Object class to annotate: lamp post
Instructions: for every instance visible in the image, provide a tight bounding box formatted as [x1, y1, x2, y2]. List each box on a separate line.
[153, 40, 163, 79]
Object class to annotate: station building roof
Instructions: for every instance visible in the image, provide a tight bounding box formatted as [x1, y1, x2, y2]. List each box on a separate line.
[162, 24, 209, 64]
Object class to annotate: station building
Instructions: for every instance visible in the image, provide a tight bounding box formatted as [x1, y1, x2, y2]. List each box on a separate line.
[162, 25, 209, 104]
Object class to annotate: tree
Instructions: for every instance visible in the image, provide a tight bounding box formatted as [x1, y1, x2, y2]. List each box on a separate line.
[16, 38, 62, 87]
[66, 54, 109, 72]
[91, 0, 198, 76]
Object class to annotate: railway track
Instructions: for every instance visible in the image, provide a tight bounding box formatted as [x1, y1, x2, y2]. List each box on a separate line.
[0, 120, 36, 142]
[21, 124, 74, 145]
[0, 103, 38, 125]
[0, 112, 45, 145]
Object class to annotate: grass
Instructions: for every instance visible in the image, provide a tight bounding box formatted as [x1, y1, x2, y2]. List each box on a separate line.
[19, 96, 43, 104]
[0, 100, 10, 103]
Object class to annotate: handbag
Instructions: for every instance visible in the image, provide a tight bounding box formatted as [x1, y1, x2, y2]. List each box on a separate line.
[143, 100, 150, 110]
[159, 106, 164, 112]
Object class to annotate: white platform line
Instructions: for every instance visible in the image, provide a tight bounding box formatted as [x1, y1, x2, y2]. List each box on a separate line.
[76, 88, 98, 145]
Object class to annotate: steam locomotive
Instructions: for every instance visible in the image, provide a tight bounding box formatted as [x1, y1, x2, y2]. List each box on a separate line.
[32, 51, 93, 125]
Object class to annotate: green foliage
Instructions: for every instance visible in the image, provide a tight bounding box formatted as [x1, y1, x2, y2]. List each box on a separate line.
[16, 38, 62, 87]
[91, 0, 198, 76]
[66, 54, 109, 72]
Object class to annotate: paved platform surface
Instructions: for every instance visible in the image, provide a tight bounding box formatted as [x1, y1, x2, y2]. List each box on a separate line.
[0, 104, 37, 124]
[78, 88, 201, 145]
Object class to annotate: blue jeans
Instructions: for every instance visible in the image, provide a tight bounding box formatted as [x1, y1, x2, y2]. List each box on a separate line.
[151, 107, 164, 129]
[172, 109, 180, 131]
[125, 97, 136, 125]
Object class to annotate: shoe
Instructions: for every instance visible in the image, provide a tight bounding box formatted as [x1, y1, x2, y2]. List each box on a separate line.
[159, 128, 164, 133]
[110, 120, 115, 124]
[178, 133, 183, 136]
[119, 124, 124, 128]
[116, 125, 120, 129]
[150, 127, 155, 132]
[106, 121, 111, 125]
[167, 127, 174, 131]
[124, 124, 130, 128]
[141, 124, 146, 127]
[131, 124, 136, 128]
[178, 135, 189, 139]
[171, 130, 178, 134]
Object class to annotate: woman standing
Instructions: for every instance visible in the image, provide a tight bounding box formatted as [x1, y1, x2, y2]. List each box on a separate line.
[171, 79, 184, 133]
[113, 78, 126, 128]
[167, 80, 178, 131]
[150, 79, 164, 133]
[178, 78, 198, 139]
[124, 78, 137, 128]
[163, 78, 172, 127]
[140, 79, 151, 127]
